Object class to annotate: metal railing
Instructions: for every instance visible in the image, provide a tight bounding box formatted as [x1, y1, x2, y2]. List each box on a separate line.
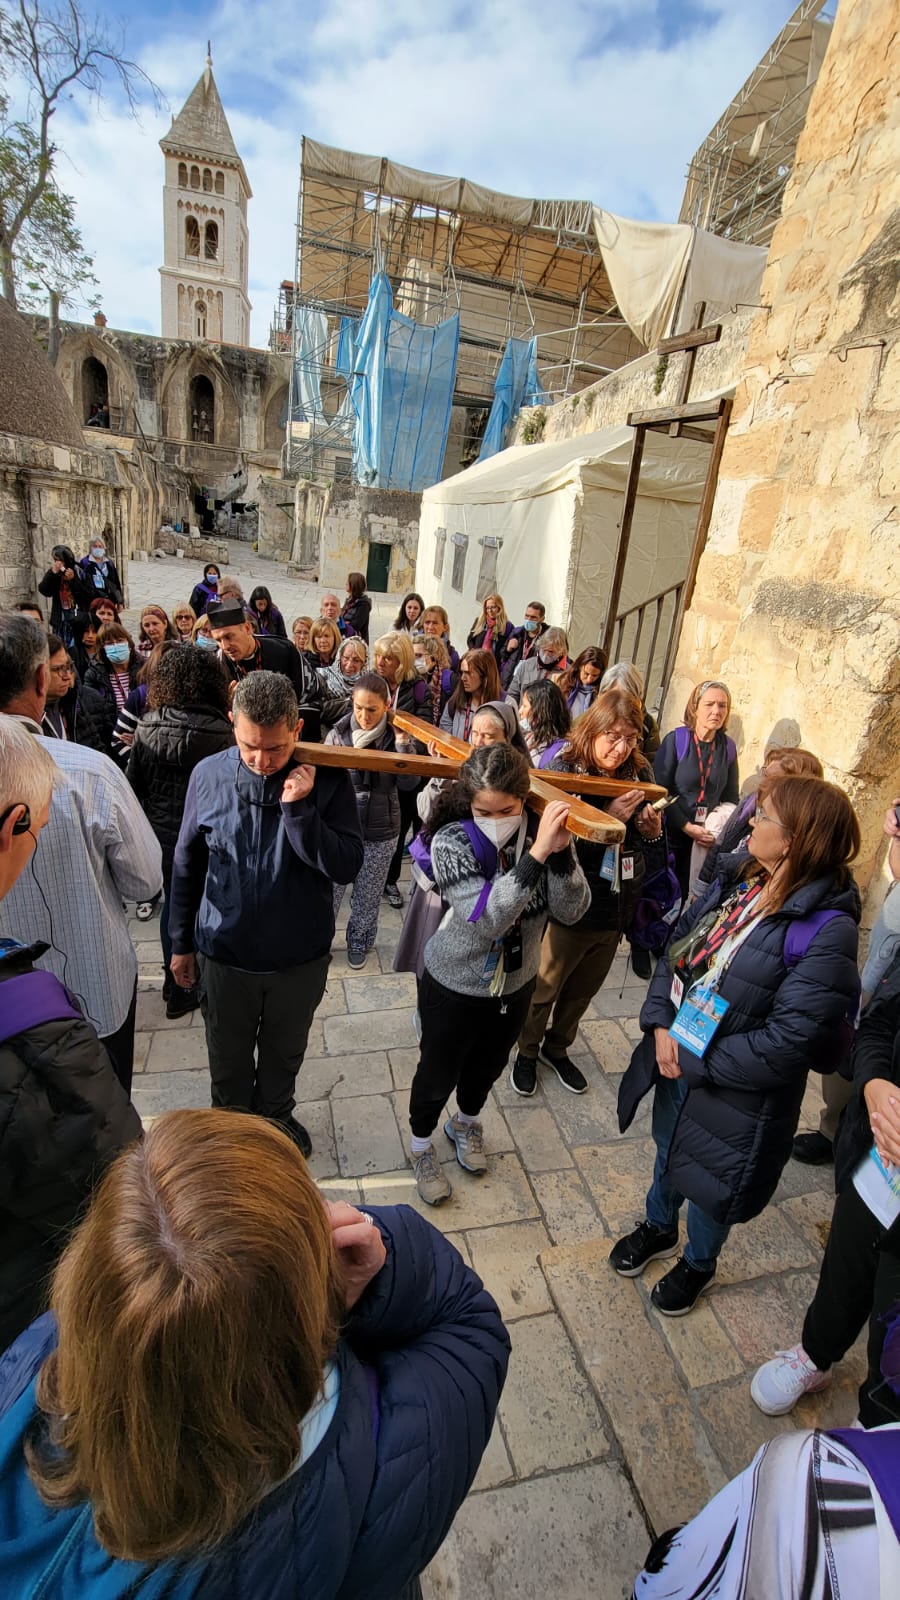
[611, 581, 684, 712]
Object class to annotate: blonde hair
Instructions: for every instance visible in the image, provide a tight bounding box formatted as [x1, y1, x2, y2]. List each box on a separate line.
[683, 679, 732, 730]
[310, 619, 342, 661]
[417, 633, 449, 669]
[373, 629, 416, 683]
[191, 614, 211, 641]
[27, 1111, 343, 1562]
[473, 593, 507, 633]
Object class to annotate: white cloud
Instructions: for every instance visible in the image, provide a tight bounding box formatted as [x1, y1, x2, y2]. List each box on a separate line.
[36, 0, 800, 344]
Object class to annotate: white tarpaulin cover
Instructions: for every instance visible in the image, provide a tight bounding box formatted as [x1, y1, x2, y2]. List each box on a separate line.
[593, 209, 765, 348]
[417, 426, 712, 659]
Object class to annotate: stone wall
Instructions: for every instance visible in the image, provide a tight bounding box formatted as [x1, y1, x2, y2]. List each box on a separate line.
[669, 0, 900, 900]
[317, 483, 422, 595]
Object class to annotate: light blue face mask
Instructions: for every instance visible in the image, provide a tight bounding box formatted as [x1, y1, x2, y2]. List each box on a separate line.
[196, 634, 219, 652]
[91, 547, 106, 562]
[523, 619, 539, 633]
[104, 642, 129, 665]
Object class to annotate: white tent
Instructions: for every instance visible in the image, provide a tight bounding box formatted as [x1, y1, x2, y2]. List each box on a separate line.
[416, 425, 712, 675]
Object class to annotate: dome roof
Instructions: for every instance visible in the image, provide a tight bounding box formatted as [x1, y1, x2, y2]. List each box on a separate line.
[0, 296, 84, 449]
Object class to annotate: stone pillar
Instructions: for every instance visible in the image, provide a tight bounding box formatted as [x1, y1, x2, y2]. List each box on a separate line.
[670, 0, 900, 895]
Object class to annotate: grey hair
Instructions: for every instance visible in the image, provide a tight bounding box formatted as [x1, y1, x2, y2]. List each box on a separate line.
[541, 627, 568, 652]
[231, 670, 299, 729]
[0, 612, 50, 711]
[0, 712, 57, 814]
[600, 661, 644, 702]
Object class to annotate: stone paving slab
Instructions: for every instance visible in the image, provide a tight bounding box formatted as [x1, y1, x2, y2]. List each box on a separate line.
[333, 1094, 405, 1177]
[361, 1151, 540, 1232]
[324, 1008, 418, 1055]
[465, 1222, 554, 1321]
[499, 1312, 611, 1478]
[299, 1052, 393, 1100]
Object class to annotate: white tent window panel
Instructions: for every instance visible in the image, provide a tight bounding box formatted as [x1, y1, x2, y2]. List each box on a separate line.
[450, 533, 468, 593]
[433, 527, 447, 580]
[475, 536, 503, 603]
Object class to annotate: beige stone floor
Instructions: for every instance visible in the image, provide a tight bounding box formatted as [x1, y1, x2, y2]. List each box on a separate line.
[126, 550, 864, 1599]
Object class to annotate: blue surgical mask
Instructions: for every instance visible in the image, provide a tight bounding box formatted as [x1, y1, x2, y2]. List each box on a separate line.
[104, 642, 129, 665]
[206, 574, 218, 586]
[196, 634, 219, 652]
[519, 716, 531, 735]
[523, 619, 539, 633]
[92, 547, 106, 562]
[538, 650, 560, 668]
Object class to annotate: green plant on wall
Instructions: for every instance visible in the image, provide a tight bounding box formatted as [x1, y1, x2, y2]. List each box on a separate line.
[521, 407, 546, 445]
[653, 353, 670, 396]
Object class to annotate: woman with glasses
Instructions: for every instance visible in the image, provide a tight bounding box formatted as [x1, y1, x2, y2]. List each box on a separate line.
[41, 636, 78, 739]
[653, 679, 740, 900]
[612, 776, 861, 1316]
[511, 690, 663, 1098]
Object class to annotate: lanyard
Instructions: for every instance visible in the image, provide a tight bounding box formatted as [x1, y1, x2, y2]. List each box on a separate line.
[463, 701, 473, 740]
[693, 733, 716, 809]
[686, 882, 765, 986]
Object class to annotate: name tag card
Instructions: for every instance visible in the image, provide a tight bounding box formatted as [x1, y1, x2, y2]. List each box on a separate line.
[669, 986, 729, 1058]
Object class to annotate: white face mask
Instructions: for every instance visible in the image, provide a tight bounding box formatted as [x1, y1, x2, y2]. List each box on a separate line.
[473, 813, 522, 848]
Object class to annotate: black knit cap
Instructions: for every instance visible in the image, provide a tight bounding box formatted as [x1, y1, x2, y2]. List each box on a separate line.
[207, 601, 247, 629]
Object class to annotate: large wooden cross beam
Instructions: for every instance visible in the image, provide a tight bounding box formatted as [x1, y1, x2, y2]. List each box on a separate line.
[294, 710, 667, 846]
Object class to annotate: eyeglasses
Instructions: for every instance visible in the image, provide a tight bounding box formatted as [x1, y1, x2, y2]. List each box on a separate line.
[755, 804, 792, 834]
[600, 730, 639, 750]
[50, 663, 75, 678]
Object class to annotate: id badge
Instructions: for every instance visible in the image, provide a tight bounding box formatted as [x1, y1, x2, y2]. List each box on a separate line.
[600, 846, 619, 884]
[669, 984, 729, 1058]
[481, 942, 503, 987]
[621, 854, 634, 881]
[670, 972, 684, 1008]
[694, 805, 708, 824]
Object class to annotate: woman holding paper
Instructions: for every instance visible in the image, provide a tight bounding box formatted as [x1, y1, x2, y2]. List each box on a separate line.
[613, 776, 861, 1317]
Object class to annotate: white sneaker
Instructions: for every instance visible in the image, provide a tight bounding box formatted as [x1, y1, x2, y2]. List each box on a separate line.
[750, 1344, 832, 1416]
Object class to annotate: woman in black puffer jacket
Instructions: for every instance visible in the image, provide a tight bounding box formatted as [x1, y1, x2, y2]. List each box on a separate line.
[613, 775, 861, 1317]
[128, 646, 233, 1016]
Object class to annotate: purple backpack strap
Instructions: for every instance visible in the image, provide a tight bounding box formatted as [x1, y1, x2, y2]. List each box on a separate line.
[783, 909, 848, 966]
[460, 819, 498, 923]
[675, 726, 689, 762]
[0, 971, 82, 1045]
[829, 1427, 900, 1539]
[538, 739, 566, 769]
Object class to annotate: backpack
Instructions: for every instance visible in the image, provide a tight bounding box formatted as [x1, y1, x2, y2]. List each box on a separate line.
[784, 908, 861, 1066]
[409, 820, 500, 923]
[0, 969, 83, 1045]
[674, 725, 737, 768]
[630, 830, 682, 953]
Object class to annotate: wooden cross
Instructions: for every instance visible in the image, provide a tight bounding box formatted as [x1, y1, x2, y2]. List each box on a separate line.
[655, 301, 722, 440]
[294, 709, 667, 846]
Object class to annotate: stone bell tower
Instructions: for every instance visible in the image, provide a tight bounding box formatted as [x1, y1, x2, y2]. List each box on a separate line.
[159, 48, 252, 345]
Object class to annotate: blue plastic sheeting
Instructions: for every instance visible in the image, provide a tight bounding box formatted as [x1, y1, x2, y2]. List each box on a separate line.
[291, 306, 327, 421]
[336, 315, 359, 379]
[477, 337, 546, 462]
[349, 273, 460, 492]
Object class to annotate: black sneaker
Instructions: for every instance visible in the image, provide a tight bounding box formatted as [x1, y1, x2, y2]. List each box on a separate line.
[539, 1047, 588, 1094]
[347, 946, 367, 969]
[276, 1116, 313, 1159]
[162, 969, 175, 1003]
[630, 945, 653, 980]
[651, 1256, 716, 1317]
[384, 884, 403, 910]
[609, 1221, 679, 1277]
[166, 984, 200, 1019]
[791, 1131, 834, 1166]
[510, 1053, 538, 1096]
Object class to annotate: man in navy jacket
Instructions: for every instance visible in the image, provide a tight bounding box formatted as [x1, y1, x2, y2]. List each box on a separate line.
[169, 670, 363, 1155]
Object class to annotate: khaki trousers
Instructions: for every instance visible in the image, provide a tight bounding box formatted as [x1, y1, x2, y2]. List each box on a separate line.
[817, 1069, 855, 1142]
[518, 922, 621, 1058]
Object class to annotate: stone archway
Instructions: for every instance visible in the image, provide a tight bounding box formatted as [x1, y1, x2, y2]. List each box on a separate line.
[264, 383, 289, 452]
[81, 355, 109, 423]
[190, 374, 215, 443]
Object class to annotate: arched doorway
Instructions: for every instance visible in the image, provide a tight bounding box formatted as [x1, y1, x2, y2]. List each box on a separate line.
[189, 374, 215, 443]
[82, 356, 109, 424]
[264, 384, 289, 451]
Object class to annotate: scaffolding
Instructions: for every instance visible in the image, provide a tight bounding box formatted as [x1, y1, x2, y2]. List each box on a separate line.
[272, 140, 642, 481]
[679, 0, 836, 248]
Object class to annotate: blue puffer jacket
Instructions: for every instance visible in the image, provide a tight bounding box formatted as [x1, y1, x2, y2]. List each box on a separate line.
[618, 854, 861, 1224]
[0, 1206, 509, 1600]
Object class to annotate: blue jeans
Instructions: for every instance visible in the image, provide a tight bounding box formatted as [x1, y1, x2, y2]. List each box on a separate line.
[645, 1074, 731, 1273]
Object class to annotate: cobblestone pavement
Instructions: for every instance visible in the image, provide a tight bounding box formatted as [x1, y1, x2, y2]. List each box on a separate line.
[125, 549, 864, 1599]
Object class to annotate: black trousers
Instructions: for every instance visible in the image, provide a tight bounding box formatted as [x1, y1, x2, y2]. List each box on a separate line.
[802, 1180, 900, 1428]
[408, 968, 535, 1138]
[199, 953, 329, 1122]
[99, 979, 138, 1098]
[386, 784, 422, 887]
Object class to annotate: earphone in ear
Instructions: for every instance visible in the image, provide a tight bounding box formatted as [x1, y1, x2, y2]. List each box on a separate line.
[0, 803, 31, 835]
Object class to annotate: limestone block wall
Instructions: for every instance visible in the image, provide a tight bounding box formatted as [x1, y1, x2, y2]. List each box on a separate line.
[318, 484, 422, 595]
[669, 0, 900, 897]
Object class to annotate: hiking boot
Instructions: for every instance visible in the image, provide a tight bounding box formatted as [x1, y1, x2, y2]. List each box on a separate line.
[166, 984, 200, 1019]
[384, 884, 403, 910]
[630, 945, 653, 980]
[792, 1131, 834, 1166]
[413, 1143, 452, 1205]
[510, 1052, 538, 1096]
[276, 1117, 313, 1159]
[651, 1256, 716, 1317]
[444, 1114, 487, 1174]
[609, 1221, 680, 1278]
[750, 1345, 832, 1416]
[347, 946, 367, 969]
[539, 1047, 588, 1094]
[162, 969, 175, 1003]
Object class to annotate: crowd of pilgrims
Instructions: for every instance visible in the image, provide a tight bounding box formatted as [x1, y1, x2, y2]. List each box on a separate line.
[0, 543, 898, 1597]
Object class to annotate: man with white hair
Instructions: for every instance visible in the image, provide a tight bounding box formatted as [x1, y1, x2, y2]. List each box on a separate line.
[319, 591, 355, 637]
[506, 626, 569, 706]
[0, 715, 140, 1350]
[0, 612, 162, 1093]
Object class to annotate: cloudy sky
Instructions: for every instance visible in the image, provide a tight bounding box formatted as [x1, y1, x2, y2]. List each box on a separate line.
[39, 0, 805, 346]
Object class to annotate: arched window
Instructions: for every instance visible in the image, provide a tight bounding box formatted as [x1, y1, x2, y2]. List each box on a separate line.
[190, 373, 215, 441]
[195, 300, 207, 340]
[203, 168, 212, 191]
[185, 216, 200, 257]
[204, 221, 219, 260]
[178, 162, 188, 187]
[214, 170, 224, 195]
[190, 165, 200, 189]
[82, 355, 109, 423]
